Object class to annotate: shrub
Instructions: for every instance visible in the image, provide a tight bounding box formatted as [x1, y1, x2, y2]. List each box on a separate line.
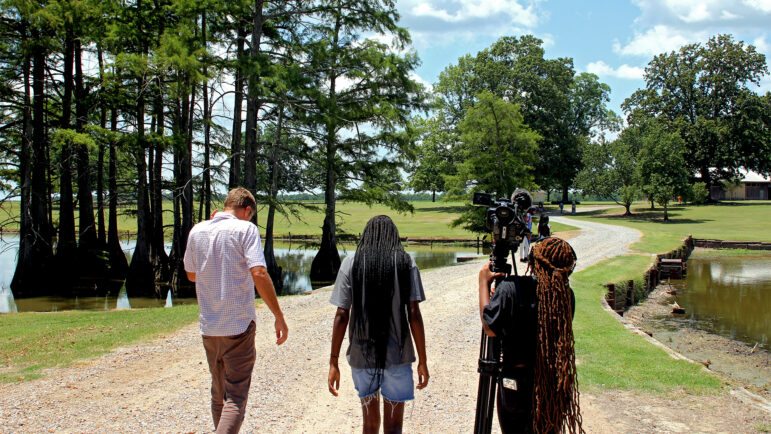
[689, 182, 709, 204]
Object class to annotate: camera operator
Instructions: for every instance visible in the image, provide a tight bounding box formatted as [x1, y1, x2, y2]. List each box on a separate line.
[477, 237, 583, 434]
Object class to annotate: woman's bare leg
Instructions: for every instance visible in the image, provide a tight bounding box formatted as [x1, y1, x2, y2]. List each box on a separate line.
[361, 393, 381, 434]
[382, 398, 405, 434]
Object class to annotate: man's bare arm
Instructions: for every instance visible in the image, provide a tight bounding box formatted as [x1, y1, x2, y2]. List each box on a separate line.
[186, 272, 196, 282]
[250, 265, 288, 345]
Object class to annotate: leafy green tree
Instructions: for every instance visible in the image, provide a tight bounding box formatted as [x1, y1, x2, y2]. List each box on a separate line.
[623, 34, 770, 195]
[408, 117, 455, 202]
[446, 91, 539, 232]
[433, 36, 613, 202]
[302, 0, 426, 282]
[636, 123, 690, 221]
[575, 117, 639, 216]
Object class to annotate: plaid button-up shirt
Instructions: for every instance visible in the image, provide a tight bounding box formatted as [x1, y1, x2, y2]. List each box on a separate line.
[183, 212, 266, 336]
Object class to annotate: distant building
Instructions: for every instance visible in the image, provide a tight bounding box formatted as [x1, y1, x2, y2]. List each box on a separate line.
[710, 170, 770, 200]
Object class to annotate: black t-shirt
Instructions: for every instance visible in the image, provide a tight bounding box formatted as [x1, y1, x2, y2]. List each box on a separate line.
[482, 276, 575, 377]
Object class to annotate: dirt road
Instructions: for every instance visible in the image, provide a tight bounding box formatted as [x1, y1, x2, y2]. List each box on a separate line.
[1, 217, 768, 433]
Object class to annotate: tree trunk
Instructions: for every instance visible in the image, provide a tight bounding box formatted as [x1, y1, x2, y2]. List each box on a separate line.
[57, 30, 77, 286]
[74, 38, 105, 294]
[106, 105, 128, 293]
[229, 26, 246, 189]
[202, 11, 211, 218]
[10, 30, 50, 299]
[624, 203, 631, 216]
[126, 87, 156, 297]
[263, 105, 284, 292]
[96, 46, 107, 246]
[75, 38, 97, 251]
[310, 13, 342, 284]
[151, 79, 169, 283]
[243, 0, 264, 201]
[561, 185, 569, 203]
[170, 80, 196, 298]
[663, 202, 669, 221]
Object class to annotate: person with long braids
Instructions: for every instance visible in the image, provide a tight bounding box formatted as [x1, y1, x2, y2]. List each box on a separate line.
[478, 237, 583, 433]
[328, 215, 430, 433]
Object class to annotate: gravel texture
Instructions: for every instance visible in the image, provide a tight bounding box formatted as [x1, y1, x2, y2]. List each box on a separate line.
[2, 215, 769, 433]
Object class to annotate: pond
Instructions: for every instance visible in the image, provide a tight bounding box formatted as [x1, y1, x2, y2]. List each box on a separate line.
[0, 235, 484, 312]
[662, 255, 770, 350]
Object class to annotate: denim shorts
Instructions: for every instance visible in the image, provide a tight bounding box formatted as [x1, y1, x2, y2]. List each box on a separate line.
[351, 363, 414, 402]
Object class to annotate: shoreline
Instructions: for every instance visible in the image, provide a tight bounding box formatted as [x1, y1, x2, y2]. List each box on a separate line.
[624, 279, 770, 398]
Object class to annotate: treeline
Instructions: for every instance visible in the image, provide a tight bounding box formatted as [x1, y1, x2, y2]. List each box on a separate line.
[408, 34, 770, 229]
[576, 35, 770, 221]
[0, 0, 424, 298]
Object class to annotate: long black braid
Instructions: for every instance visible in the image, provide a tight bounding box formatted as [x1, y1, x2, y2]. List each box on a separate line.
[351, 215, 413, 372]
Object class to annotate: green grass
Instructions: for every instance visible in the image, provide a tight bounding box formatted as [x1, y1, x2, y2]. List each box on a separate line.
[572, 254, 722, 393]
[570, 201, 771, 253]
[1, 200, 577, 239]
[0, 304, 210, 382]
[690, 248, 771, 259]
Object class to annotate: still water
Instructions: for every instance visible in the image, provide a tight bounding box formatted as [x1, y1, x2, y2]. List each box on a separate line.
[0, 236, 482, 312]
[665, 256, 770, 349]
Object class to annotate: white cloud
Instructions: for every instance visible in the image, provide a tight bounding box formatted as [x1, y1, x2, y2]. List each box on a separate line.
[753, 35, 769, 53]
[396, 0, 546, 49]
[613, 25, 699, 57]
[409, 73, 434, 92]
[586, 61, 645, 80]
[410, 0, 539, 27]
[744, 0, 771, 13]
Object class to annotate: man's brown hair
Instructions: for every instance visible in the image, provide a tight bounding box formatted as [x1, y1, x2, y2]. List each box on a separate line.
[224, 187, 257, 212]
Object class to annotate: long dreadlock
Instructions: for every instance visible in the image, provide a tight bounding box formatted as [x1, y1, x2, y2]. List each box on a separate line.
[351, 215, 412, 372]
[531, 237, 583, 434]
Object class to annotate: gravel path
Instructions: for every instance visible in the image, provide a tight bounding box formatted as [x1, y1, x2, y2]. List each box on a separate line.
[1, 217, 767, 433]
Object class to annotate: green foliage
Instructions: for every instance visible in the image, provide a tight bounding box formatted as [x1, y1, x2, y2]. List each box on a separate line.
[636, 122, 690, 220]
[689, 182, 710, 204]
[575, 137, 640, 215]
[445, 92, 539, 232]
[623, 34, 770, 187]
[407, 117, 456, 200]
[433, 36, 615, 199]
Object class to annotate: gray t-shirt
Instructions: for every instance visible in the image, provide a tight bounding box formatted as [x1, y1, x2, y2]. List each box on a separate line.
[330, 253, 426, 369]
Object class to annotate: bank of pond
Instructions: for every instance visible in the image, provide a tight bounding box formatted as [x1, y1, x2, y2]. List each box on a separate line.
[652, 253, 770, 351]
[0, 236, 483, 313]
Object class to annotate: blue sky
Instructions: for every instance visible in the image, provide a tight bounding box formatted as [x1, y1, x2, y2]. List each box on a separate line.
[393, 0, 771, 119]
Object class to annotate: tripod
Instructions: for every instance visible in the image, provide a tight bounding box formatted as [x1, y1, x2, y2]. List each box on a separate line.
[473, 255, 516, 434]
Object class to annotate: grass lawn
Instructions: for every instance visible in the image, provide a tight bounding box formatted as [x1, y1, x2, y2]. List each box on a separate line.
[571, 201, 771, 253]
[1, 200, 577, 239]
[0, 303, 211, 383]
[572, 254, 722, 393]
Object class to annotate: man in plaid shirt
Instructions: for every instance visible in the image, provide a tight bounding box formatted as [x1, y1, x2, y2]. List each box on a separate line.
[184, 187, 288, 433]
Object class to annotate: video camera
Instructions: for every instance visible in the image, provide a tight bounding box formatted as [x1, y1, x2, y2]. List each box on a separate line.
[472, 189, 533, 275]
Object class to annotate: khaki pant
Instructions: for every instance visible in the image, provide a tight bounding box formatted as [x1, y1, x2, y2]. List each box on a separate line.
[202, 321, 256, 434]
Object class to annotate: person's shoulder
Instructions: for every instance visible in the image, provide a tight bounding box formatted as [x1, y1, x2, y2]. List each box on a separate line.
[340, 254, 355, 269]
[189, 220, 210, 235]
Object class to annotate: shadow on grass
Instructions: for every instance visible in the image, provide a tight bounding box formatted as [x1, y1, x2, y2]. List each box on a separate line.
[416, 206, 467, 214]
[578, 206, 712, 224]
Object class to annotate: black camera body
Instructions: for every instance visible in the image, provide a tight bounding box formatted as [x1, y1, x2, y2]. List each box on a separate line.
[473, 190, 533, 275]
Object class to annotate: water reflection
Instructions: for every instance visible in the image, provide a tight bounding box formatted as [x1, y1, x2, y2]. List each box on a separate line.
[0, 235, 483, 311]
[666, 256, 770, 349]
[274, 242, 481, 295]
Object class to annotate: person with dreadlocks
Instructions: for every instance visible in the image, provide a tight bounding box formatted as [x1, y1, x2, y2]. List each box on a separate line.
[477, 237, 583, 433]
[328, 215, 429, 433]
